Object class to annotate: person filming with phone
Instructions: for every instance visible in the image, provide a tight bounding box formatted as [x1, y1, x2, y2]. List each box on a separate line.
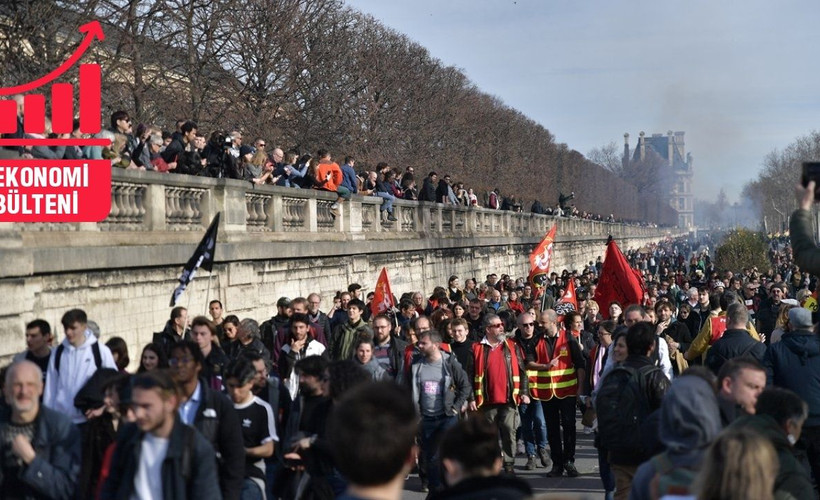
[792, 163, 820, 275]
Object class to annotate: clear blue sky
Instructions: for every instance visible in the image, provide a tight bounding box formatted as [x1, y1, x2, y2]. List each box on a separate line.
[344, 0, 820, 203]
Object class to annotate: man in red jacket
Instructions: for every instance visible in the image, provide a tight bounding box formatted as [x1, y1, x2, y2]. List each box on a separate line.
[470, 313, 530, 474]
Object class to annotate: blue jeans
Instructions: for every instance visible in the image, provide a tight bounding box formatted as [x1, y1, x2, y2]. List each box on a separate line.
[376, 191, 395, 213]
[518, 401, 547, 456]
[240, 478, 264, 500]
[597, 440, 615, 493]
[421, 414, 458, 491]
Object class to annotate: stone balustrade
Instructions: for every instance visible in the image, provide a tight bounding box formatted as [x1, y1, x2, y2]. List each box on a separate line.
[0, 169, 686, 364]
[13, 169, 674, 240]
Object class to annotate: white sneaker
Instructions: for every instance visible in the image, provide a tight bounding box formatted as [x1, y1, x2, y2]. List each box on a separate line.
[330, 202, 339, 210]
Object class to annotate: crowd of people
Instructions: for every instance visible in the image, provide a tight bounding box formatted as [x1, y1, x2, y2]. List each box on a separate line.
[0, 105, 660, 225]
[6, 222, 820, 500]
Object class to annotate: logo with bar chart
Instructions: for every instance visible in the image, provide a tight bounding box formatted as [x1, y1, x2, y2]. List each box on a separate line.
[0, 20, 111, 223]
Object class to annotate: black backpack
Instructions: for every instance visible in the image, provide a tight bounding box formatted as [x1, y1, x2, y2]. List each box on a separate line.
[596, 364, 661, 453]
[55, 342, 102, 373]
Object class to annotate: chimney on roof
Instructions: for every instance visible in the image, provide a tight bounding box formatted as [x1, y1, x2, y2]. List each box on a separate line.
[639, 131, 646, 161]
[667, 130, 674, 167]
[675, 131, 685, 158]
[623, 133, 630, 169]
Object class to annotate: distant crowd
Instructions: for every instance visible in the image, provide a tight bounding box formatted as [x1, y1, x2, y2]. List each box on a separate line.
[0, 104, 659, 225]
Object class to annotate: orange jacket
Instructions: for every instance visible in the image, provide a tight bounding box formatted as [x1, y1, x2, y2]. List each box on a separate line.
[315, 161, 342, 192]
[529, 331, 578, 400]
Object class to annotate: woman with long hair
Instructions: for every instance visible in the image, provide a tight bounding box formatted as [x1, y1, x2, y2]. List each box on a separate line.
[694, 428, 777, 500]
[105, 337, 130, 373]
[136, 343, 168, 373]
[769, 303, 797, 344]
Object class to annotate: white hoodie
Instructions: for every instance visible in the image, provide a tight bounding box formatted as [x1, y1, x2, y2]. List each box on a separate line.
[43, 329, 117, 423]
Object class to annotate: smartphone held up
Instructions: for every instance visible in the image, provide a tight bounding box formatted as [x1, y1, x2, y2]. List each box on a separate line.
[801, 162, 820, 202]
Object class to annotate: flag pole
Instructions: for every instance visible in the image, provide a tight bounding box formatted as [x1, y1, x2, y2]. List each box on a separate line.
[204, 271, 214, 314]
[185, 274, 194, 328]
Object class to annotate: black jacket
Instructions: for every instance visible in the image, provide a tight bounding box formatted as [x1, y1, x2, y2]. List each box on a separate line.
[202, 346, 230, 389]
[704, 329, 767, 374]
[731, 415, 815, 500]
[192, 382, 246, 500]
[226, 337, 271, 367]
[605, 355, 671, 466]
[419, 177, 436, 202]
[756, 299, 781, 336]
[377, 334, 409, 380]
[153, 321, 191, 358]
[662, 321, 694, 354]
[100, 419, 221, 500]
[429, 475, 532, 500]
[435, 179, 450, 203]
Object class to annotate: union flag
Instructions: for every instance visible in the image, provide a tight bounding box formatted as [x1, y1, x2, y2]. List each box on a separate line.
[528, 224, 557, 297]
[371, 267, 395, 317]
[594, 237, 647, 319]
[554, 276, 578, 319]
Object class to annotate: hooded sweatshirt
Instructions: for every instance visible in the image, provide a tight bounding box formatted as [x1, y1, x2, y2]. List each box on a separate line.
[765, 329, 820, 426]
[629, 375, 721, 500]
[43, 329, 117, 424]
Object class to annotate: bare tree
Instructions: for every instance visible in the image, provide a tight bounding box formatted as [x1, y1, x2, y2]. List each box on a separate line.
[587, 141, 623, 176]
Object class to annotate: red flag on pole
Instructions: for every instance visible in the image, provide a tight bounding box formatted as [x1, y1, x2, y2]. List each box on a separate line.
[554, 277, 578, 322]
[594, 237, 647, 319]
[372, 267, 395, 317]
[528, 224, 557, 297]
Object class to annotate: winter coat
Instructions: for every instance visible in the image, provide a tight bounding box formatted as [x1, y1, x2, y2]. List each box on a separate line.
[730, 414, 814, 500]
[0, 406, 81, 500]
[765, 329, 820, 426]
[100, 419, 221, 500]
[704, 329, 767, 374]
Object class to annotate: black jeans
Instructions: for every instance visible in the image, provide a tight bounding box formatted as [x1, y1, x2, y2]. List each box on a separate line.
[542, 396, 577, 465]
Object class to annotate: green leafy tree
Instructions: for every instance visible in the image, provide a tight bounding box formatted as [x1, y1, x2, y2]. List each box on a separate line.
[715, 229, 770, 273]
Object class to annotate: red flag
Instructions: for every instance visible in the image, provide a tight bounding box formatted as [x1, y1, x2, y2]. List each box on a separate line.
[554, 277, 578, 321]
[371, 267, 395, 317]
[594, 238, 647, 319]
[528, 224, 557, 297]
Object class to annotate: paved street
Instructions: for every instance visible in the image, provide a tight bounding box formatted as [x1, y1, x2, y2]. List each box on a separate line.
[402, 418, 606, 499]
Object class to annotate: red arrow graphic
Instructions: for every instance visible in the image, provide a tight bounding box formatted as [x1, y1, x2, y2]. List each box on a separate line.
[0, 21, 104, 96]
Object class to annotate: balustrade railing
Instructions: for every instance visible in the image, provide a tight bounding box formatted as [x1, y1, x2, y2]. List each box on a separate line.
[13, 169, 678, 240]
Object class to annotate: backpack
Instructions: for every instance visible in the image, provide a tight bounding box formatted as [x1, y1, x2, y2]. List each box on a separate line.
[596, 364, 661, 453]
[649, 451, 698, 499]
[55, 341, 102, 373]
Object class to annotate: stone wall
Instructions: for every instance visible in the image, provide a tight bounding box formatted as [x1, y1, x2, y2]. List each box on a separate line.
[0, 169, 682, 367]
